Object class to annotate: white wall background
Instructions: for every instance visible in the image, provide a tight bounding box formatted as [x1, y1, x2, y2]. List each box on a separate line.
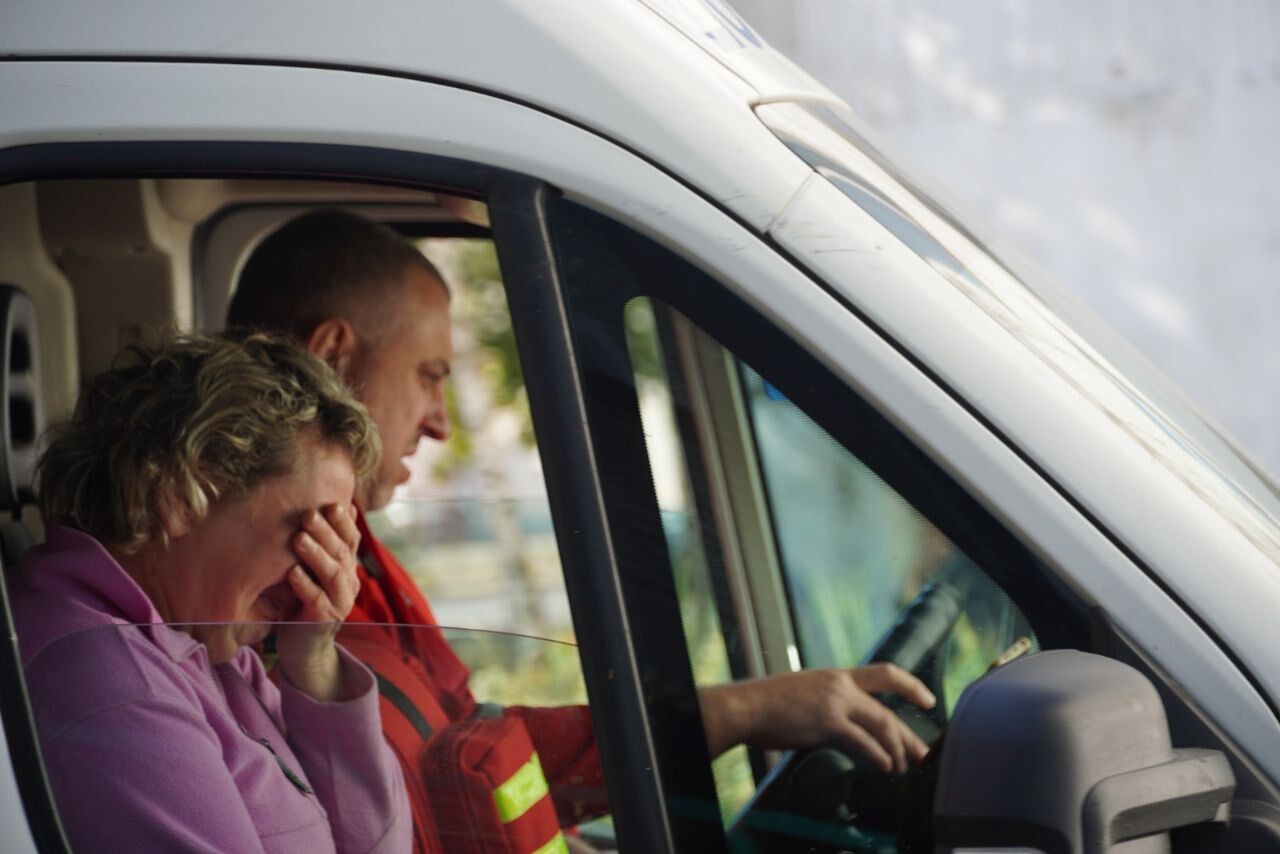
[731, 0, 1280, 477]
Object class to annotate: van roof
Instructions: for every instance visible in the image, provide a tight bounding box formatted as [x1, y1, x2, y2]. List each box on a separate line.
[0, 0, 833, 207]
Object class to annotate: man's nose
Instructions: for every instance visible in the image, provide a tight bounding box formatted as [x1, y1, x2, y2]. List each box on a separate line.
[421, 395, 451, 442]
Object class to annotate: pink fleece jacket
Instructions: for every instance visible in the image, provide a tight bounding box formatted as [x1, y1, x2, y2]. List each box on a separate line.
[10, 525, 411, 853]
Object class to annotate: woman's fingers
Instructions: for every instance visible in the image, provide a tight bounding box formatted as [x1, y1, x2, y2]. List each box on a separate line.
[286, 564, 327, 611]
[292, 505, 361, 619]
[326, 502, 362, 553]
[302, 504, 360, 561]
[298, 506, 357, 574]
[289, 547, 359, 620]
[276, 507, 359, 699]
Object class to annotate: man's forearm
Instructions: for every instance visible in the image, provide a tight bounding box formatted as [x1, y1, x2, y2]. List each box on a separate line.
[698, 683, 751, 758]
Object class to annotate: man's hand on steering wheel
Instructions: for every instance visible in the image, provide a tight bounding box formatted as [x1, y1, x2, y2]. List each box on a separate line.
[698, 663, 936, 775]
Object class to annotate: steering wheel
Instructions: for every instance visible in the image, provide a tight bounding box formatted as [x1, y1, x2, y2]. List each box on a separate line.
[725, 557, 975, 853]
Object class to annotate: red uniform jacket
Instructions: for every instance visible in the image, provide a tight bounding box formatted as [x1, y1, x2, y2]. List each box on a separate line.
[340, 511, 606, 852]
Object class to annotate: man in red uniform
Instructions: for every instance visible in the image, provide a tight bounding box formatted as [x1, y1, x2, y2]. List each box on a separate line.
[228, 210, 936, 852]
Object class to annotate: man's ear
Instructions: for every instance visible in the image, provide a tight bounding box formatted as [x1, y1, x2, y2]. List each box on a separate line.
[307, 317, 359, 377]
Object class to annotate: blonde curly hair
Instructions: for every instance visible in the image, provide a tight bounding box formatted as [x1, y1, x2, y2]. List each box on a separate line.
[37, 332, 380, 553]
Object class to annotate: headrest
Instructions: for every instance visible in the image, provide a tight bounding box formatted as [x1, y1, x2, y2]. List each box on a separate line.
[0, 284, 43, 513]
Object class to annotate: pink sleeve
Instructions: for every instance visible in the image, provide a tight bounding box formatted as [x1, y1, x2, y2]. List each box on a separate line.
[277, 645, 413, 854]
[40, 698, 269, 853]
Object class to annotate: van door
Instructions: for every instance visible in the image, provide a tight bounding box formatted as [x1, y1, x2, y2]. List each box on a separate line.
[512, 190, 1273, 852]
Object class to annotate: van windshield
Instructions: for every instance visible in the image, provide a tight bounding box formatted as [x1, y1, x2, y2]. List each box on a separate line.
[757, 100, 1280, 563]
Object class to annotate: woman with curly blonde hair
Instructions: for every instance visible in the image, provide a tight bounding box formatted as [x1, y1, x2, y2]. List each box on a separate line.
[10, 333, 409, 853]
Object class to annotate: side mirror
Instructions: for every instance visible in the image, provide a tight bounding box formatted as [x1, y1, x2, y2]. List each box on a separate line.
[933, 650, 1234, 853]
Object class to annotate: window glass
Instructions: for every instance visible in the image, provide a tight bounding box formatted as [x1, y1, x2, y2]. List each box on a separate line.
[359, 237, 610, 843]
[741, 363, 931, 665]
[366, 238, 576, 646]
[739, 364, 1036, 714]
[623, 297, 1038, 726]
[357, 236, 611, 841]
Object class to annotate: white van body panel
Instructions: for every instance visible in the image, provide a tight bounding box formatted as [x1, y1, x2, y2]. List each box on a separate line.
[0, 0, 819, 233]
[2, 57, 1275, 784]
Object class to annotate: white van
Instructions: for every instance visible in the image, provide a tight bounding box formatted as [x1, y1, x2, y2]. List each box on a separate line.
[1, 1, 1277, 851]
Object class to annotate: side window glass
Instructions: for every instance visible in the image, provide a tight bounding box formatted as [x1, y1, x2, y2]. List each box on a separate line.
[353, 239, 609, 842]
[366, 237, 576, 650]
[626, 294, 1039, 751]
[739, 363, 1036, 714]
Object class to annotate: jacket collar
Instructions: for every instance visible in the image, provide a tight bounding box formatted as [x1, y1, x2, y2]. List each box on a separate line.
[22, 525, 205, 664]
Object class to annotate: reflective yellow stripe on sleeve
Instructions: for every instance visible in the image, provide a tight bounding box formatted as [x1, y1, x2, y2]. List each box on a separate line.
[493, 752, 551, 823]
[532, 831, 570, 854]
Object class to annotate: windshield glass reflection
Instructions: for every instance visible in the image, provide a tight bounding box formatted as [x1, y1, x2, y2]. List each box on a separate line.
[758, 100, 1280, 562]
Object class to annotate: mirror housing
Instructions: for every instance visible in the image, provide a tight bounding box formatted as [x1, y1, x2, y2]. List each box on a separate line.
[933, 650, 1234, 853]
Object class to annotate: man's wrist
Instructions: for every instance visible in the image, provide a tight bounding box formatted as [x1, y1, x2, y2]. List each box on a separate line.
[698, 683, 751, 757]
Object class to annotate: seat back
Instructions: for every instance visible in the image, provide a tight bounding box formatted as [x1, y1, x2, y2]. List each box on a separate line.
[0, 283, 43, 565]
[0, 281, 70, 853]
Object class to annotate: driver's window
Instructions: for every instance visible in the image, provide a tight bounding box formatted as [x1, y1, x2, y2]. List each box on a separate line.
[737, 362, 1036, 714]
[622, 295, 1041, 847]
[623, 292, 1038, 710]
[366, 236, 575, 648]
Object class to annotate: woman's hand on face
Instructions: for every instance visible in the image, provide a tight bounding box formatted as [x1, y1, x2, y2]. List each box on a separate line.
[274, 503, 362, 702]
[288, 502, 362, 623]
